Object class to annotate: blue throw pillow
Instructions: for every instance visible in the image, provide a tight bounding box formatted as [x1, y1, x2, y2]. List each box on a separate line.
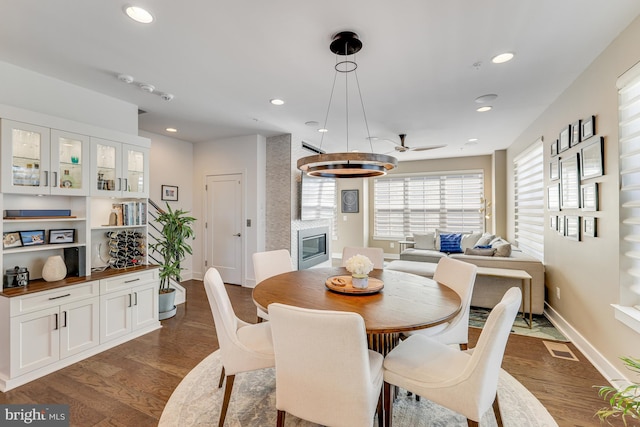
[439, 233, 463, 253]
[474, 244, 492, 249]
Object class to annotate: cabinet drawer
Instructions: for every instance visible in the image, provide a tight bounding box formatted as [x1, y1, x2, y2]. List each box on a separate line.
[9, 281, 100, 317]
[100, 270, 157, 294]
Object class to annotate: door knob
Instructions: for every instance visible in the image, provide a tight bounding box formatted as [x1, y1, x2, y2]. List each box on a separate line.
[233, 233, 241, 237]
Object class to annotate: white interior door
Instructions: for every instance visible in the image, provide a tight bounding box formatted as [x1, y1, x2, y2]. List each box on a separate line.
[206, 174, 243, 285]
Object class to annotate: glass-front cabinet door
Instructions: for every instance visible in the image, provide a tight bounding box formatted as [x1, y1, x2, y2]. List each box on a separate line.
[50, 129, 90, 196]
[124, 144, 149, 198]
[1, 119, 51, 194]
[91, 138, 122, 196]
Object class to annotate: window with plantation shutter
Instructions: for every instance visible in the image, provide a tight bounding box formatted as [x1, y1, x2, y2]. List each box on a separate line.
[513, 139, 544, 261]
[373, 172, 484, 239]
[617, 61, 640, 330]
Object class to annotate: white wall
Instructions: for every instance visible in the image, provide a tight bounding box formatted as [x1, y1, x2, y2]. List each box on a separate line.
[506, 15, 640, 378]
[143, 130, 195, 280]
[192, 135, 266, 285]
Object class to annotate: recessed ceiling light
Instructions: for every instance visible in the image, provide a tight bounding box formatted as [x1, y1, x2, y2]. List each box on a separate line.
[476, 106, 492, 112]
[124, 6, 154, 24]
[468, 138, 478, 142]
[318, 128, 328, 133]
[475, 94, 498, 104]
[166, 128, 177, 133]
[270, 99, 285, 106]
[491, 52, 514, 64]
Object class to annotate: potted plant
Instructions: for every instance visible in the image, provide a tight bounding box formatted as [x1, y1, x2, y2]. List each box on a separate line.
[150, 202, 196, 320]
[597, 356, 640, 425]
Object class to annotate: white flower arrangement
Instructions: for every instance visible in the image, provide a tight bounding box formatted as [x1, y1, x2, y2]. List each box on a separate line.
[345, 254, 374, 277]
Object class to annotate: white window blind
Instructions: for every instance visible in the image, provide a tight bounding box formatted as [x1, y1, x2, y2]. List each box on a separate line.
[513, 139, 544, 261]
[374, 172, 484, 239]
[618, 63, 640, 307]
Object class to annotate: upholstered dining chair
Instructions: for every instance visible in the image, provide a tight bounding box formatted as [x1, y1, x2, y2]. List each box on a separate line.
[268, 303, 384, 427]
[203, 268, 275, 427]
[383, 287, 522, 427]
[405, 257, 477, 350]
[341, 246, 385, 269]
[252, 249, 293, 322]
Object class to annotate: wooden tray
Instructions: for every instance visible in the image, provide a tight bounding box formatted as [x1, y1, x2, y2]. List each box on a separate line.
[325, 275, 384, 295]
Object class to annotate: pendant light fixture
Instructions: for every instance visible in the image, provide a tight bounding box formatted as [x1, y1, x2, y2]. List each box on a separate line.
[297, 31, 397, 178]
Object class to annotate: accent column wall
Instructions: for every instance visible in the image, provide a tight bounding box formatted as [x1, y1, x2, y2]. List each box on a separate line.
[266, 134, 292, 251]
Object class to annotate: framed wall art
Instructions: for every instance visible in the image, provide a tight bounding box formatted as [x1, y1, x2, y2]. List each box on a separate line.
[558, 215, 565, 236]
[551, 139, 558, 157]
[580, 137, 604, 179]
[547, 183, 560, 211]
[341, 189, 359, 213]
[560, 154, 580, 209]
[161, 185, 179, 201]
[581, 183, 599, 211]
[570, 120, 581, 146]
[549, 158, 559, 180]
[583, 217, 597, 237]
[565, 215, 580, 241]
[19, 230, 45, 246]
[581, 115, 596, 140]
[559, 125, 571, 152]
[550, 215, 557, 231]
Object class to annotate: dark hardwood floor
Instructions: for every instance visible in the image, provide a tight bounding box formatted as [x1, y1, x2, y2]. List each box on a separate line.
[0, 279, 622, 426]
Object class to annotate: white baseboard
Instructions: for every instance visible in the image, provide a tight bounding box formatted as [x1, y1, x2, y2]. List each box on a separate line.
[544, 303, 630, 388]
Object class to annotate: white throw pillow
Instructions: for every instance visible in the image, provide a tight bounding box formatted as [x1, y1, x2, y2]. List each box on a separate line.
[461, 232, 482, 251]
[413, 232, 435, 250]
[476, 233, 495, 247]
[490, 236, 509, 247]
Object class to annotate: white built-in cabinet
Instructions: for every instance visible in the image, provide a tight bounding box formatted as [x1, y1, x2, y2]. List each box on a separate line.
[0, 107, 159, 392]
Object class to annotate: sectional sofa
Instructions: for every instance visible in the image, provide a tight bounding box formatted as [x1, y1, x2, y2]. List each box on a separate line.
[387, 231, 546, 314]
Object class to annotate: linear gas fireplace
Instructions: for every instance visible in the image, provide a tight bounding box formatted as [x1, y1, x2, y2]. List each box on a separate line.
[298, 226, 329, 269]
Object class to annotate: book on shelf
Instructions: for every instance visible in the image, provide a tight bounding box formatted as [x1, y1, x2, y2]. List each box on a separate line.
[111, 201, 147, 226]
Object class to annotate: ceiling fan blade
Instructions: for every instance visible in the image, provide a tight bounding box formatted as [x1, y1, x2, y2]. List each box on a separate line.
[410, 144, 447, 152]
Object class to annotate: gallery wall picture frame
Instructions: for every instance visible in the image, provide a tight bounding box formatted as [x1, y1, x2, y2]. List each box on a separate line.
[48, 229, 75, 244]
[551, 139, 558, 157]
[161, 185, 179, 201]
[549, 158, 560, 181]
[560, 154, 580, 209]
[547, 183, 560, 211]
[570, 120, 581, 146]
[550, 215, 557, 231]
[558, 215, 565, 236]
[3, 232, 22, 249]
[565, 215, 581, 241]
[559, 125, 571, 152]
[19, 230, 45, 246]
[583, 217, 597, 237]
[582, 115, 596, 140]
[341, 189, 359, 213]
[581, 183, 599, 211]
[580, 136, 604, 180]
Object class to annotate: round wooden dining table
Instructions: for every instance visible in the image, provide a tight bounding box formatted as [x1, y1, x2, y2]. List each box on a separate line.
[252, 267, 461, 354]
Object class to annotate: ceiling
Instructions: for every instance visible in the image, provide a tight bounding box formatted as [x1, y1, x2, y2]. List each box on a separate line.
[1, 1, 640, 162]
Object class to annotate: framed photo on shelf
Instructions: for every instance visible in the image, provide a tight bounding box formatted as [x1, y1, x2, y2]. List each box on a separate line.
[559, 125, 571, 152]
[19, 230, 45, 246]
[570, 120, 581, 146]
[3, 232, 22, 249]
[549, 158, 559, 180]
[547, 183, 560, 211]
[582, 115, 596, 140]
[551, 140, 558, 157]
[161, 185, 179, 201]
[48, 229, 75, 244]
[560, 154, 580, 209]
[580, 137, 604, 179]
[341, 189, 359, 213]
[581, 183, 599, 211]
[583, 217, 597, 237]
[565, 216, 581, 241]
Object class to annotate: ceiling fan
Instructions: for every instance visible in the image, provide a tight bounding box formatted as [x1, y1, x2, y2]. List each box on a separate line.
[390, 134, 446, 153]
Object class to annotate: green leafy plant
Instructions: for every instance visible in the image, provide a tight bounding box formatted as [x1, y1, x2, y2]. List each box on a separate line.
[150, 203, 196, 293]
[597, 356, 640, 425]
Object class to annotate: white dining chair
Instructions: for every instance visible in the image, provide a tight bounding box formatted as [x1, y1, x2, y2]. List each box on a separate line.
[252, 249, 293, 322]
[203, 268, 275, 427]
[383, 287, 522, 427]
[405, 257, 477, 350]
[268, 303, 384, 427]
[341, 246, 385, 269]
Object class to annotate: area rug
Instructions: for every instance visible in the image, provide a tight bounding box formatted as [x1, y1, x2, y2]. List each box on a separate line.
[159, 351, 558, 427]
[469, 306, 569, 342]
